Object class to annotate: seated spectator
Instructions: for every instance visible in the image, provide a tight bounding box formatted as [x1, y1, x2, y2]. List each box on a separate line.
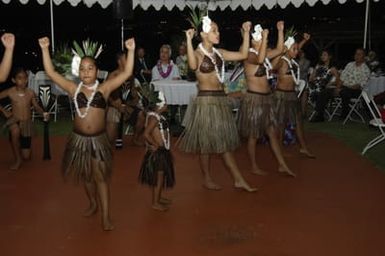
[339, 48, 371, 118]
[151, 44, 180, 81]
[308, 49, 340, 122]
[175, 43, 188, 80]
[134, 46, 152, 84]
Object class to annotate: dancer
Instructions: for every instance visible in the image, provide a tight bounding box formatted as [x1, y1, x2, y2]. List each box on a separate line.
[139, 86, 175, 211]
[0, 67, 49, 170]
[178, 16, 256, 192]
[239, 21, 295, 177]
[38, 36, 135, 231]
[0, 33, 15, 83]
[273, 32, 314, 158]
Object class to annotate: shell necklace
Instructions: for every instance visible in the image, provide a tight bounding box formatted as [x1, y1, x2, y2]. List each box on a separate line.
[73, 80, 99, 119]
[146, 112, 170, 150]
[198, 43, 225, 83]
[249, 48, 273, 79]
[281, 55, 300, 85]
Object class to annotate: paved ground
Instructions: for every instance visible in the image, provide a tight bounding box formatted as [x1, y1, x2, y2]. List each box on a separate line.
[0, 132, 384, 256]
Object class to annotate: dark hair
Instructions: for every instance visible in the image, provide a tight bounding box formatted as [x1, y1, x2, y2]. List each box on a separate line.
[81, 56, 99, 69]
[318, 49, 336, 67]
[11, 66, 28, 79]
[355, 47, 366, 55]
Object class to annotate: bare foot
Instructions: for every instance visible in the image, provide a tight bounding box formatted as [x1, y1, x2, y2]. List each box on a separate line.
[159, 197, 172, 205]
[9, 161, 21, 171]
[102, 218, 114, 231]
[299, 148, 316, 159]
[152, 203, 169, 211]
[203, 180, 222, 190]
[278, 165, 296, 178]
[250, 167, 268, 176]
[83, 203, 98, 217]
[234, 181, 258, 192]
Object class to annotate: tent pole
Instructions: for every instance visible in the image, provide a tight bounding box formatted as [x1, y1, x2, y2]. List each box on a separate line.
[121, 19, 124, 51]
[50, 0, 55, 54]
[363, 0, 370, 49]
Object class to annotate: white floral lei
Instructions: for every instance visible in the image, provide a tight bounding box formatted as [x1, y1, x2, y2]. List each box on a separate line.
[73, 80, 99, 119]
[281, 55, 300, 85]
[198, 43, 225, 83]
[146, 112, 170, 150]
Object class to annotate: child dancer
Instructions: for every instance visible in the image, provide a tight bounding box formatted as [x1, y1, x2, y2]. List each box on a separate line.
[139, 88, 174, 211]
[38, 36, 135, 230]
[0, 67, 49, 170]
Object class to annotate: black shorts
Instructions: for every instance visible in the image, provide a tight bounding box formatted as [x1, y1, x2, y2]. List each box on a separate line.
[9, 133, 31, 149]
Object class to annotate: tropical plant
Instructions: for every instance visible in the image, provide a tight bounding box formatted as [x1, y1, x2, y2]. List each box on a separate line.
[52, 43, 72, 76]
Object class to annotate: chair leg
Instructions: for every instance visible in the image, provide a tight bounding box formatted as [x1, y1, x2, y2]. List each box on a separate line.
[362, 134, 385, 155]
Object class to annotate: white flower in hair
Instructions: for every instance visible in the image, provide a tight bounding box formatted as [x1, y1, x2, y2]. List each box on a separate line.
[252, 24, 263, 42]
[202, 15, 212, 33]
[156, 90, 166, 108]
[71, 55, 81, 77]
[284, 36, 295, 49]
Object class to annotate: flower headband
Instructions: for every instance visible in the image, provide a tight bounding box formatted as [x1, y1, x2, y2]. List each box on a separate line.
[284, 36, 295, 49]
[251, 24, 263, 42]
[202, 15, 212, 33]
[70, 39, 103, 77]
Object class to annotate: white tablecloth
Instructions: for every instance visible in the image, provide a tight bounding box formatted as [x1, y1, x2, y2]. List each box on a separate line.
[365, 76, 385, 97]
[151, 80, 198, 105]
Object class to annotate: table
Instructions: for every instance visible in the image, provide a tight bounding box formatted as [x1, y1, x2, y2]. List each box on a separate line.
[151, 80, 198, 105]
[365, 76, 385, 97]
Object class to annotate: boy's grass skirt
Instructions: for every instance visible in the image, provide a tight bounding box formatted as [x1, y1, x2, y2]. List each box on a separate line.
[62, 131, 112, 184]
[139, 147, 175, 188]
[178, 90, 239, 154]
[238, 90, 277, 138]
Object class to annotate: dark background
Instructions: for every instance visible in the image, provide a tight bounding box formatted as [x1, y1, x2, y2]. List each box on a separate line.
[0, 0, 384, 74]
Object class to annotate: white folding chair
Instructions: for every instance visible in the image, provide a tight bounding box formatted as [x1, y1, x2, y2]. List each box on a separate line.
[361, 90, 385, 155]
[327, 97, 342, 121]
[97, 70, 109, 82]
[342, 92, 365, 125]
[296, 79, 307, 99]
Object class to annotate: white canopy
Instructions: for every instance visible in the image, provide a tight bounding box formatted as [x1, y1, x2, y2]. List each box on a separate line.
[0, 0, 380, 10]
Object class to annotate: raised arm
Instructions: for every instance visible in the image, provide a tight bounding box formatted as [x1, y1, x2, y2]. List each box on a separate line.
[298, 33, 311, 50]
[267, 21, 285, 59]
[101, 38, 135, 96]
[185, 29, 198, 71]
[220, 21, 251, 61]
[0, 33, 15, 83]
[38, 37, 77, 95]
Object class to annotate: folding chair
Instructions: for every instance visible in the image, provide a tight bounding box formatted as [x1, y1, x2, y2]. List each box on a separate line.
[342, 92, 365, 125]
[97, 70, 109, 82]
[361, 90, 385, 155]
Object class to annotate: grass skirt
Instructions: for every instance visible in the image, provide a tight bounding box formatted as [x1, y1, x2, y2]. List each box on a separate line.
[274, 89, 300, 126]
[4, 117, 32, 136]
[62, 131, 112, 184]
[238, 90, 277, 138]
[106, 107, 121, 123]
[178, 90, 239, 154]
[139, 147, 175, 188]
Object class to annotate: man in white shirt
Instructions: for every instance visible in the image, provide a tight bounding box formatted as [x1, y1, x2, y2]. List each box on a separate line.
[151, 44, 180, 81]
[339, 48, 370, 118]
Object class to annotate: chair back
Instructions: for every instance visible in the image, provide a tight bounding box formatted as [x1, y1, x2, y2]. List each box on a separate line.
[97, 70, 109, 82]
[296, 79, 307, 98]
[361, 90, 384, 126]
